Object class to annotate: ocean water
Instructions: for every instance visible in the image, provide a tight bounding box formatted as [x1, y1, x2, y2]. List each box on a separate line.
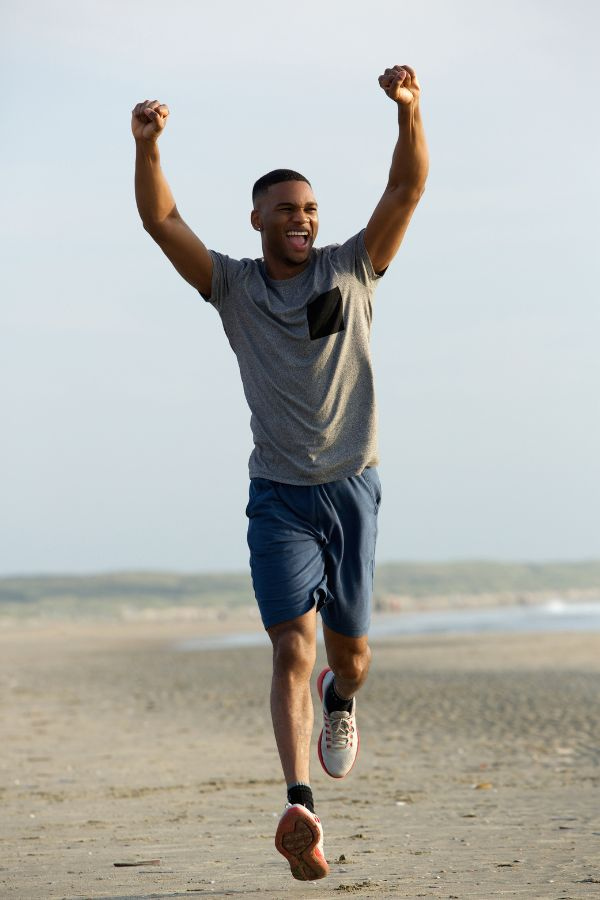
[176, 599, 600, 652]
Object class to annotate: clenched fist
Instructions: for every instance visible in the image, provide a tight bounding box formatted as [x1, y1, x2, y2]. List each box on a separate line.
[378, 65, 420, 106]
[131, 100, 170, 142]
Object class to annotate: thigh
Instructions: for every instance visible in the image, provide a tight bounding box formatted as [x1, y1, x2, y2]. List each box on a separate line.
[246, 478, 328, 630]
[319, 467, 382, 639]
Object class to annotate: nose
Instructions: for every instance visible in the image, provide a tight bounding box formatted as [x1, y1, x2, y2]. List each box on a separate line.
[292, 208, 309, 225]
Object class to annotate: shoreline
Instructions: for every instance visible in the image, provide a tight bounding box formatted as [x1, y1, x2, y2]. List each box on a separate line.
[2, 592, 600, 646]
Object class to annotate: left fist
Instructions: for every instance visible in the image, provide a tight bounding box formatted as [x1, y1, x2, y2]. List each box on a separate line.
[378, 65, 420, 106]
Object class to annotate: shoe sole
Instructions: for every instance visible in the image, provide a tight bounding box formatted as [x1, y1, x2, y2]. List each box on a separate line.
[317, 667, 360, 779]
[275, 806, 329, 881]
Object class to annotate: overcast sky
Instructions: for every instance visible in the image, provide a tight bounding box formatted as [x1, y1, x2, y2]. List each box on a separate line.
[2, 0, 599, 575]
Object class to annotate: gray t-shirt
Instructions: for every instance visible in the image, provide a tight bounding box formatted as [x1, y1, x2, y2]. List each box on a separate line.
[204, 229, 382, 485]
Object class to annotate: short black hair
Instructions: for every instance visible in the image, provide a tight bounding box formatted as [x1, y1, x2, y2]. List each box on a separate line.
[252, 169, 311, 206]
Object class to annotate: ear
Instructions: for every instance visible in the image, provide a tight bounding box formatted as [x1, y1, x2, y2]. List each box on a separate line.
[250, 210, 262, 232]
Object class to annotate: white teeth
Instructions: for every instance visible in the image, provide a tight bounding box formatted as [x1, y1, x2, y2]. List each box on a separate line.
[287, 231, 308, 236]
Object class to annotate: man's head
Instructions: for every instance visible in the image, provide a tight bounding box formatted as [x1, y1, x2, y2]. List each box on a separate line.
[251, 169, 319, 279]
[252, 169, 311, 207]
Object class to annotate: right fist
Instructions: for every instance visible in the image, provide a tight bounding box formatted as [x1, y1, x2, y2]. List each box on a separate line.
[131, 100, 170, 142]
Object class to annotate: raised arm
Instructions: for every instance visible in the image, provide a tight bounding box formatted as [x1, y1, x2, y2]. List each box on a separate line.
[132, 100, 213, 296]
[364, 65, 429, 274]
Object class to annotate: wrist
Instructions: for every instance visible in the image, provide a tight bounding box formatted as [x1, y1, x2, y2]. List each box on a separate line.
[396, 98, 419, 115]
[396, 100, 421, 127]
[135, 137, 160, 158]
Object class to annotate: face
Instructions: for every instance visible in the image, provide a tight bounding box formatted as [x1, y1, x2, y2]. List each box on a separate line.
[251, 180, 319, 278]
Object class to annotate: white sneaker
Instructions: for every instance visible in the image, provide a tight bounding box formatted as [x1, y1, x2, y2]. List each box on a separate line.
[317, 667, 359, 778]
[275, 803, 329, 881]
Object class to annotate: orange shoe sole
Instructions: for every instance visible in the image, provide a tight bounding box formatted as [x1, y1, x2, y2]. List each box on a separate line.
[275, 805, 329, 881]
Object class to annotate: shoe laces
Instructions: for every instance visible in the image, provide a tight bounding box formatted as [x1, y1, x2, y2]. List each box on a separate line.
[324, 710, 354, 749]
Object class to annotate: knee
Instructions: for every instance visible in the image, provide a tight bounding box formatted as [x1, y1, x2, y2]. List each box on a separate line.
[332, 644, 371, 687]
[271, 626, 316, 678]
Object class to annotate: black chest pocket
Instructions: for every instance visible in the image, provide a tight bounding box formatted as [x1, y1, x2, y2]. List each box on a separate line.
[306, 286, 345, 340]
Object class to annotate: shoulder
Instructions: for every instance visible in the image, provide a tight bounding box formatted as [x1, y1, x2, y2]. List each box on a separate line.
[209, 250, 266, 288]
[315, 230, 381, 283]
[203, 251, 264, 306]
[209, 249, 261, 272]
[316, 230, 364, 262]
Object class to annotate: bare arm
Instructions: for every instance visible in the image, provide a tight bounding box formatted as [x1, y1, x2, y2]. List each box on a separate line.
[364, 66, 429, 274]
[132, 100, 213, 296]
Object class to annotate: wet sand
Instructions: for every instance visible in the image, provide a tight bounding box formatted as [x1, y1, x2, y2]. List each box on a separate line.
[1, 619, 600, 899]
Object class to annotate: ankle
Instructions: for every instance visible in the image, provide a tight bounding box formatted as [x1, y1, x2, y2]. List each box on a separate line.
[287, 781, 315, 814]
[325, 678, 354, 713]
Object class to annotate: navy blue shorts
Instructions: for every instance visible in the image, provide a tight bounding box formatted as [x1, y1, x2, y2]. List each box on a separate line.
[246, 468, 381, 637]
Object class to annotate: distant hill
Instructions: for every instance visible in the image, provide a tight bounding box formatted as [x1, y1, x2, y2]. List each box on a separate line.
[1, 561, 599, 620]
[0, 571, 253, 619]
[374, 560, 600, 596]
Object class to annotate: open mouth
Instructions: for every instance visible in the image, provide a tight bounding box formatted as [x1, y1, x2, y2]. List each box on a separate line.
[286, 230, 309, 251]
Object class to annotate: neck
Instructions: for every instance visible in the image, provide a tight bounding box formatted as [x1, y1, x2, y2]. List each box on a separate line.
[263, 252, 313, 281]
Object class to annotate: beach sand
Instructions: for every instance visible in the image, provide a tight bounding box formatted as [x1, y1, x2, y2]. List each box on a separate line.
[1, 619, 600, 899]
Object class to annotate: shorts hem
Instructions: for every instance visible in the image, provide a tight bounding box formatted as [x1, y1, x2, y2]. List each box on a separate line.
[319, 616, 371, 640]
[258, 597, 317, 631]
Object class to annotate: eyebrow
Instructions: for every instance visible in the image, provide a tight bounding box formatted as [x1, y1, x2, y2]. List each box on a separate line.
[274, 201, 318, 209]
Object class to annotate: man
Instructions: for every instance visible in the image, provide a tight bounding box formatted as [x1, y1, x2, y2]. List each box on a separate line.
[132, 64, 428, 881]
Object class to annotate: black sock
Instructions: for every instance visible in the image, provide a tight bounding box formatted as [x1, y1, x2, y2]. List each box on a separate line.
[325, 679, 353, 713]
[287, 782, 315, 814]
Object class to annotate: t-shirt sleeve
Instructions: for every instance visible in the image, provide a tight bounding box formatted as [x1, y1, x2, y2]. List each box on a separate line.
[200, 250, 245, 312]
[329, 229, 385, 288]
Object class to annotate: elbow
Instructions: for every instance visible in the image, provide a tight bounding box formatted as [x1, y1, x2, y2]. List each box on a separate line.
[141, 219, 173, 252]
[388, 158, 429, 204]
[142, 214, 174, 242]
[411, 182, 427, 204]
[388, 181, 426, 208]
[142, 218, 161, 238]
[142, 220, 165, 246]
[141, 205, 181, 239]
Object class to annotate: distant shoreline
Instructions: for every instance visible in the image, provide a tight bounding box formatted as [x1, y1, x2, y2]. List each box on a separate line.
[1, 561, 599, 625]
[1, 591, 599, 632]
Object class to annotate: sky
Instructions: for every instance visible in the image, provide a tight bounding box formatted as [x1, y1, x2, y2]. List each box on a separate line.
[2, 0, 599, 575]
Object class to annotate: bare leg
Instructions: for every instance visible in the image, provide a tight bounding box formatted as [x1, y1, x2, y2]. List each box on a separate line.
[322, 622, 371, 700]
[268, 609, 317, 785]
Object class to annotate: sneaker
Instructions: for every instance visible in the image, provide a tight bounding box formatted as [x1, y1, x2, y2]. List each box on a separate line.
[275, 803, 329, 881]
[317, 667, 359, 778]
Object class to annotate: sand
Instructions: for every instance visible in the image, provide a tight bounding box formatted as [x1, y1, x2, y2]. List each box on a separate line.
[1, 618, 600, 899]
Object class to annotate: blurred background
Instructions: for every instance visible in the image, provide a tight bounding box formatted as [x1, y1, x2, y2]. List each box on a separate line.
[2, 0, 599, 576]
